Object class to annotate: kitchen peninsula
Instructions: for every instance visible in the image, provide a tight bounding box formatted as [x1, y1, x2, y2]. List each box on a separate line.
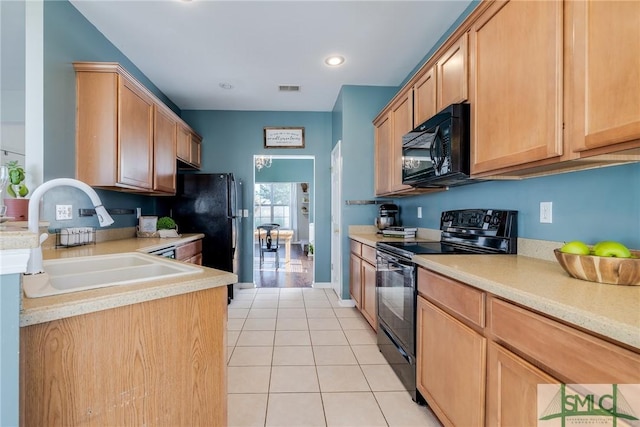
[16, 232, 236, 426]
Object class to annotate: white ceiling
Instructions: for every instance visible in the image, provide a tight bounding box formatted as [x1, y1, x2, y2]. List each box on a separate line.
[69, 0, 473, 112]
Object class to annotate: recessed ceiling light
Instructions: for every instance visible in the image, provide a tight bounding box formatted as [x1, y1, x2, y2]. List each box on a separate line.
[325, 56, 345, 67]
[219, 83, 233, 90]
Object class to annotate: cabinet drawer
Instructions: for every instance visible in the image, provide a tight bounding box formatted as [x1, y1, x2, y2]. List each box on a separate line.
[488, 297, 640, 383]
[350, 240, 362, 256]
[176, 239, 202, 261]
[361, 244, 377, 265]
[417, 268, 485, 328]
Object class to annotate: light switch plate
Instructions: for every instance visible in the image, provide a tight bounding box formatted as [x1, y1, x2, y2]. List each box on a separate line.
[417, 207, 422, 219]
[56, 205, 73, 220]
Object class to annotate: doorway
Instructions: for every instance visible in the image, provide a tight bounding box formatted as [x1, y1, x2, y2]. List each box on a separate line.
[253, 156, 315, 287]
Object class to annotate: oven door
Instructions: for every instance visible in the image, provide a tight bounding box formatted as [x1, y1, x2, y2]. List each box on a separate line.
[376, 249, 416, 354]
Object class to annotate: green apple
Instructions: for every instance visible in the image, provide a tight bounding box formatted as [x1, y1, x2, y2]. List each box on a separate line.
[592, 241, 632, 258]
[560, 241, 591, 255]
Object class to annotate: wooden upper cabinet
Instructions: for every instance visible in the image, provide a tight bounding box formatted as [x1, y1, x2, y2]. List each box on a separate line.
[389, 92, 413, 193]
[374, 112, 393, 195]
[413, 67, 437, 126]
[436, 33, 468, 112]
[177, 125, 191, 163]
[177, 123, 202, 170]
[118, 76, 154, 190]
[469, 0, 563, 175]
[75, 62, 201, 194]
[566, 0, 640, 154]
[153, 104, 177, 194]
[190, 133, 202, 169]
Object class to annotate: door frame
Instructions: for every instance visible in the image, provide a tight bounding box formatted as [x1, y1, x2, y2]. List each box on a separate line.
[330, 141, 342, 299]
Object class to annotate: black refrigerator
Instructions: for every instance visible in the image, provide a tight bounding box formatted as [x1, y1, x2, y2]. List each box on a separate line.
[171, 173, 240, 300]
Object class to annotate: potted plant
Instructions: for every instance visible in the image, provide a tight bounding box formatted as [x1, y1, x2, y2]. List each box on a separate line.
[4, 160, 29, 220]
[308, 243, 314, 258]
[157, 216, 179, 238]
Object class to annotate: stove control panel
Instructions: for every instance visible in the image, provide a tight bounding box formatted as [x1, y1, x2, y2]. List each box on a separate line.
[440, 209, 518, 238]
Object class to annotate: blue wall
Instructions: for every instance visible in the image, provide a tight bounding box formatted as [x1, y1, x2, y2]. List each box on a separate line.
[180, 111, 332, 284]
[332, 85, 397, 298]
[42, 0, 177, 230]
[397, 164, 640, 249]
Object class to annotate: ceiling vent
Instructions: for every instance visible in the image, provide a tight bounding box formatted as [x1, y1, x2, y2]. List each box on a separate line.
[279, 85, 301, 92]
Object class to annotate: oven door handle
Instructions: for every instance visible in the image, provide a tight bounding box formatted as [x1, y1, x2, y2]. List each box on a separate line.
[377, 250, 413, 268]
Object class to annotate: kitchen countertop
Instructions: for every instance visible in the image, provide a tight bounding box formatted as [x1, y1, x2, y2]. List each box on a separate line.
[20, 233, 238, 327]
[349, 232, 640, 351]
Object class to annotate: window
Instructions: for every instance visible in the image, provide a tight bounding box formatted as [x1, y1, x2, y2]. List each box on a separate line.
[254, 183, 292, 227]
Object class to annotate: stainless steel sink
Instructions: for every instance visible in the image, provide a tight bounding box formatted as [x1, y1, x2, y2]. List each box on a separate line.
[22, 253, 202, 298]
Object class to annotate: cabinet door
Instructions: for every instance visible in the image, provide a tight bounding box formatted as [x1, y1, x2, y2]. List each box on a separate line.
[374, 113, 393, 195]
[361, 260, 377, 331]
[349, 253, 362, 309]
[567, 0, 640, 153]
[389, 93, 413, 193]
[487, 342, 558, 427]
[436, 33, 468, 111]
[118, 76, 154, 190]
[177, 125, 191, 162]
[413, 67, 437, 126]
[469, 0, 563, 175]
[190, 134, 202, 168]
[416, 296, 485, 427]
[153, 105, 177, 194]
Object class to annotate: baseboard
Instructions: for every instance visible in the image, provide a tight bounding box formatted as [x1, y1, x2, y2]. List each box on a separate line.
[234, 282, 256, 290]
[311, 282, 332, 288]
[335, 298, 356, 307]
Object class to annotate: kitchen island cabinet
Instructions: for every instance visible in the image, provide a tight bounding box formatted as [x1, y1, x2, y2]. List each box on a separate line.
[20, 284, 227, 427]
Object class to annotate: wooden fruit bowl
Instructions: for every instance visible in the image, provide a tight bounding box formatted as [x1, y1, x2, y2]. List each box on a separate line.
[554, 249, 640, 286]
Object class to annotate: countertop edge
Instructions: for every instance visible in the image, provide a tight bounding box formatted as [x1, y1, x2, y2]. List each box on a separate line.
[348, 232, 639, 351]
[413, 256, 640, 351]
[20, 269, 237, 327]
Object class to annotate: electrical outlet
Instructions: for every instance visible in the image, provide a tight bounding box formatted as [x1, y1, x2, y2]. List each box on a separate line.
[540, 202, 553, 223]
[56, 205, 73, 220]
[417, 207, 422, 219]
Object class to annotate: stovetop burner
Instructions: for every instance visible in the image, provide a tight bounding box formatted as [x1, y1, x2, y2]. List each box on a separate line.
[377, 209, 518, 258]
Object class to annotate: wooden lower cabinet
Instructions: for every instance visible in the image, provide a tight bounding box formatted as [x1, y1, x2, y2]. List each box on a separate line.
[176, 238, 203, 264]
[349, 252, 362, 309]
[416, 295, 486, 427]
[20, 286, 227, 426]
[416, 269, 640, 427]
[486, 342, 558, 427]
[349, 240, 377, 330]
[361, 258, 377, 330]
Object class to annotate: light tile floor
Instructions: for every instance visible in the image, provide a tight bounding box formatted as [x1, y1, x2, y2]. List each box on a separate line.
[227, 287, 442, 427]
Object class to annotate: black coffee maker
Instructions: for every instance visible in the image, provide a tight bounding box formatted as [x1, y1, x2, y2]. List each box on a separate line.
[375, 204, 399, 230]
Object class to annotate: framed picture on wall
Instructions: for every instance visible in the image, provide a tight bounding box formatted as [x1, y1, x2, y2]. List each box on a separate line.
[264, 127, 305, 148]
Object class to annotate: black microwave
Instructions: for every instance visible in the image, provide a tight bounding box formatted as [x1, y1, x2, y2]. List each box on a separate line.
[401, 103, 472, 188]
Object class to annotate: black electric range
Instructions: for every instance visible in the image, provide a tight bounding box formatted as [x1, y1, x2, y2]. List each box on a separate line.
[375, 209, 518, 405]
[377, 208, 518, 258]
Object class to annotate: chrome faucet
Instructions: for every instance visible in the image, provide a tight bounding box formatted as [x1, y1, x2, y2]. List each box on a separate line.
[26, 178, 114, 275]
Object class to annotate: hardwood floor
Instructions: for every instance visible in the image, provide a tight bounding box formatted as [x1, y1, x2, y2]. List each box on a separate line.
[254, 243, 314, 288]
